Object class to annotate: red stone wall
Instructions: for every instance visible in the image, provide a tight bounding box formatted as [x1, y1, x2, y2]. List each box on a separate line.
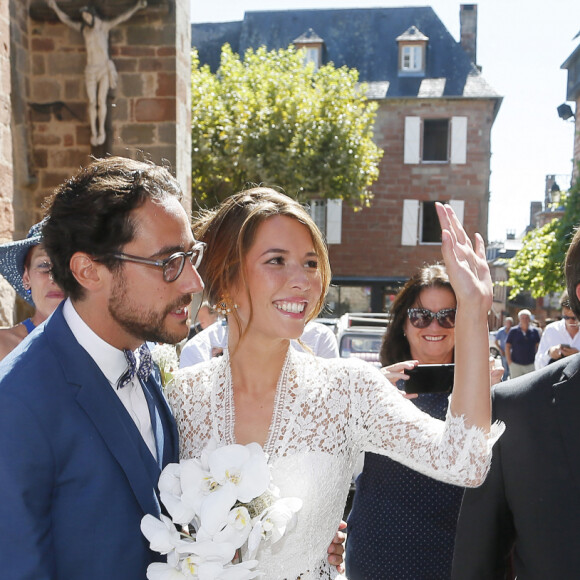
[2, 0, 191, 323]
[0, 0, 16, 324]
[27, 0, 191, 212]
[329, 98, 497, 281]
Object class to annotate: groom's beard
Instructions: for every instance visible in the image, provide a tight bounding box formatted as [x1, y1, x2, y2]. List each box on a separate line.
[108, 275, 192, 345]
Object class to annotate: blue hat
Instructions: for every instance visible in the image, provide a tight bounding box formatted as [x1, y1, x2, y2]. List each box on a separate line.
[0, 221, 45, 305]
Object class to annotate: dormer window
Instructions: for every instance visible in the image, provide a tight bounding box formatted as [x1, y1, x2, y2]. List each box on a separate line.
[293, 28, 324, 71]
[401, 45, 423, 71]
[397, 26, 428, 76]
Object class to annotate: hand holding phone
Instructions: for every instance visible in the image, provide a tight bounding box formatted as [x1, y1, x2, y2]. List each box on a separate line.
[404, 364, 455, 394]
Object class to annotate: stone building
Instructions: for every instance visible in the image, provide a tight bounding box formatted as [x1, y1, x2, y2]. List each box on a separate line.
[0, 0, 191, 324]
[561, 34, 580, 180]
[193, 4, 502, 313]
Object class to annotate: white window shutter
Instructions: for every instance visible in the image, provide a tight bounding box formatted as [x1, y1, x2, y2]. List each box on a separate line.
[450, 116, 467, 164]
[326, 199, 342, 244]
[449, 199, 465, 223]
[401, 199, 419, 246]
[404, 117, 421, 164]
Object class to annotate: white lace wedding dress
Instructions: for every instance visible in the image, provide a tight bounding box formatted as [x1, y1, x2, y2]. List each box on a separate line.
[169, 348, 503, 579]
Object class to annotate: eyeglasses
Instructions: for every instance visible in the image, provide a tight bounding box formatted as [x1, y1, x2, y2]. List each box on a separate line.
[407, 307, 457, 329]
[110, 242, 206, 283]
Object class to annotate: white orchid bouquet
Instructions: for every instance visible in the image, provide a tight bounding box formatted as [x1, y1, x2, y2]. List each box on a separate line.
[141, 440, 302, 579]
[150, 343, 179, 392]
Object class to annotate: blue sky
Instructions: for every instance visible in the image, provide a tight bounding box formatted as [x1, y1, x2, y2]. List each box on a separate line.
[191, 0, 580, 241]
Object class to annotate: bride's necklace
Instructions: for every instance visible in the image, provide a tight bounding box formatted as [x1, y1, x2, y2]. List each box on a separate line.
[223, 348, 292, 457]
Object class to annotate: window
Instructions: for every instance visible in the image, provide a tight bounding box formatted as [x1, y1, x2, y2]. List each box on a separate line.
[404, 116, 467, 164]
[423, 119, 448, 162]
[401, 45, 423, 72]
[293, 29, 324, 73]
[420, 201, 442, 243]
[401, 199, 465, 246]
[396, 26, 428, 76]
[308, 198, 342, 244]
[303, 47, 321, 71]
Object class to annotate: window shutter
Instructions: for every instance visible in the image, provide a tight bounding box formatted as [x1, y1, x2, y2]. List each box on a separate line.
[401, 199, 419, 245]
[326, 199, 342, 244]
[450, 116, 467, 164]
[449, 199, 465, 223]
[404, 117, 421, 164]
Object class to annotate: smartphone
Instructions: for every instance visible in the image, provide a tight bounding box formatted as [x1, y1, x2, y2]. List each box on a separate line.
[561, 344, 570, 349]
[404, 364, 455, 394]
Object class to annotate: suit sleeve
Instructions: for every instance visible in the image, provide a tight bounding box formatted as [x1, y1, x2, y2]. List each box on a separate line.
[451, 410, 515, 579]
[0, 391, 56, 578]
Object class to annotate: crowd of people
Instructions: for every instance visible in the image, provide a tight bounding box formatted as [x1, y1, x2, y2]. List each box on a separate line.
[0, 155, 578, 578]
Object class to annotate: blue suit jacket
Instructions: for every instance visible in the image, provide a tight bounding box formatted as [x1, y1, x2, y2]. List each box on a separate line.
[0, 303, 179, 579]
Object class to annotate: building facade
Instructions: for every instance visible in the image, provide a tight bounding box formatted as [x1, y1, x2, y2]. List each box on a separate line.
[193, 5, 502, 313]
[561, 34, 580, 180]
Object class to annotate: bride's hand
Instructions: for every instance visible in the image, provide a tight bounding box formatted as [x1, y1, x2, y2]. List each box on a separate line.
[436, 203, 492, 313]
[327, 520, 346, 573]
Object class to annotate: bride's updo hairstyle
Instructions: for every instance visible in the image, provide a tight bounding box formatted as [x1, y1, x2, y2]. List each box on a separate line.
[193, 187, 331, 340]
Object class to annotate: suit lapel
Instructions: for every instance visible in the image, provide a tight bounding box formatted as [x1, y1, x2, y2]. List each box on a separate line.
[45, 306, 165, 517]
[553, 355, 580, 490]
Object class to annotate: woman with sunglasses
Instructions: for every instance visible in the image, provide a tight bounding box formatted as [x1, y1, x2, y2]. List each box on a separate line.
[166, 191, 503, 579]
[346, 263, 503, 579]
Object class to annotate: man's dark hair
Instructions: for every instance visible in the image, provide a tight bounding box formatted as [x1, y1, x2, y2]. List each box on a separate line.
[42, 156, 182, 301]
[565, 227, 580, 319]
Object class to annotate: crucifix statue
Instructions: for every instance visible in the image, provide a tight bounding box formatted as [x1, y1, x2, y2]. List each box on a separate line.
[47, 0, 147, 146]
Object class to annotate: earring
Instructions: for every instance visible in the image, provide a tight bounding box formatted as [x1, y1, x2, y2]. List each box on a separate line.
[213, 297, 238, 316]
[23, 283, 32, 297]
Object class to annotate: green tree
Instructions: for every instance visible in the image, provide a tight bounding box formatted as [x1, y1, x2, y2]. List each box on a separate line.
[191, 44, 383, 207]
[506, 174, 580, 299]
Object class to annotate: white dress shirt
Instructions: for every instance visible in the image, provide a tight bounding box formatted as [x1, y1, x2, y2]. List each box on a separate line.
[534, 317, 580, 369]
[63, 299, 157, 459]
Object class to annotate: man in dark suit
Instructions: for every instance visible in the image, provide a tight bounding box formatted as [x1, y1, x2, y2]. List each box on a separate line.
[451, 224, 580, 578]
[0, 157, 204, 579]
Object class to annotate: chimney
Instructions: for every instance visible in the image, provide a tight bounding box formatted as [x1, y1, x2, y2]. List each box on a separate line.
[460, 4, 477, 66]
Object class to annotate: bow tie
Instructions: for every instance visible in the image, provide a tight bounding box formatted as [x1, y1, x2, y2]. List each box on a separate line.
[117, 344, 153, 389]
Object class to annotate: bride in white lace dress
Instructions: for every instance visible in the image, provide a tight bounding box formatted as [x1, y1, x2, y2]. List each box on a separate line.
[168, 188, 503, 579]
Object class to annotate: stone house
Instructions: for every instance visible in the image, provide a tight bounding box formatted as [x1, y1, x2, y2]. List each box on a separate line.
[193, 4, 502, 313]
[0, 0, 191, 324]
[561, 34, 580, 180]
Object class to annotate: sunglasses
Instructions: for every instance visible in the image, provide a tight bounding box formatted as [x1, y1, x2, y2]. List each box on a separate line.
[407, 307, 457, 329]
[563, 315, 578, 322]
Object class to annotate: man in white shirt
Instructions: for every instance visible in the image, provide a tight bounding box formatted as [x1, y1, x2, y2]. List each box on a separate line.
[535, 291, 580, 369]
[180, 319, 338, 368]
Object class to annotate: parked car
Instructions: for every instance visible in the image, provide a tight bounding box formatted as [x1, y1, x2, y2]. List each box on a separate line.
[336, 313, 389, 368]
[489, 330, 501, 358]
[313, 317, 339, 336]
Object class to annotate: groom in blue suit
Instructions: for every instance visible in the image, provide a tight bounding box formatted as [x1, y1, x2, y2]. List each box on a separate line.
[0, 157, 205, 579]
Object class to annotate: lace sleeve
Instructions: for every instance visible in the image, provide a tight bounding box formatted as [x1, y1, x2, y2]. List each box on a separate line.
[349, 360, 504, 487]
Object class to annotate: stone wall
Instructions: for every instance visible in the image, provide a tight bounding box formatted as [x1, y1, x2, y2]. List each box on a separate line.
[0, 0, 16, 324]
[3, 0, 192, 323]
